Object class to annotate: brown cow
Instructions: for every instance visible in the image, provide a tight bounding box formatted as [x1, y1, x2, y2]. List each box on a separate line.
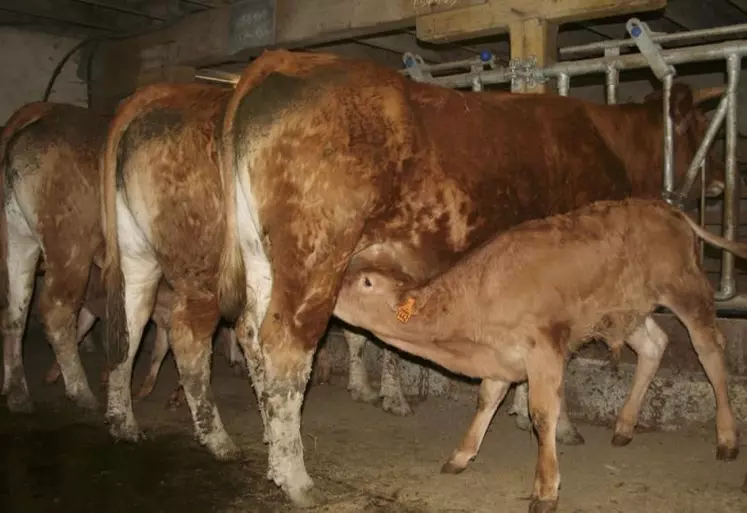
[334, 198, 740, 513]
[100, 82, 249, 460]
[214, 49, 728, 506]
[0, 102, 109, 412]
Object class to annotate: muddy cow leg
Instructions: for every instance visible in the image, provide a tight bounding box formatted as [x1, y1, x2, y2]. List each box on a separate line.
[379, 347, 413, 416]
[105, 231, 162, 442]
[37, 263, 98, 410]
[664, 296, 739, 460]
[342, 329, 379, 404]
[441, 379, 510, 474]
[45, 305, 98, 385]
[168, 288, 239, 460]
[611, 317, 668, 447]
[526, 339, 565, 513]
[1, 206, 41, 413]
[510, 381, 584, 445]
[135, 323, 169, 400]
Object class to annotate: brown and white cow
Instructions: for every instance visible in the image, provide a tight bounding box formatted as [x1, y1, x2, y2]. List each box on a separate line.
[334, 197, 740, 512]
[0, 102, 109, 412]
[101, 82, 250, 460]
[214, 50, 728, 506]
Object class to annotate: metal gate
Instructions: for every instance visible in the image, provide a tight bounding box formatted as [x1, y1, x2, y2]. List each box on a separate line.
[400, 19, 747, 311]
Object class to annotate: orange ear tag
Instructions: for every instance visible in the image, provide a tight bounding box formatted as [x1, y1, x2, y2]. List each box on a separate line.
[396, 297, 416, 324]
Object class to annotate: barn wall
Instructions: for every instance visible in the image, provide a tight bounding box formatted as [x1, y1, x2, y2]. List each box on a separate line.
[0, 27, 87, 125]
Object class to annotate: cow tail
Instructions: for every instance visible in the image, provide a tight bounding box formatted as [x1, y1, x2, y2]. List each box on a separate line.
[216, 82, 247, 323]
[0, 102, 52, 310]
[681, 211, 747, 260]
[100, 87, 171, 366]
[100, 103, 129, 367]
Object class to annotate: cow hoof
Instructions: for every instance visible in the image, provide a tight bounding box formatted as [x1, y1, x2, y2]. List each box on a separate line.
[349, 386, 380, 405]
[611, 433, 633, 447]
[106, 415, 143, 442]
[205, 436, 241, 461]
[716, 444, 739, 461]
[515, 414, 532, 432]
[528, 498, 558, 513]
[557, 426, 585, 446]
[381, 395, 413, 417]
[287, 484, 326, 509]
[7, 393, 34, 414]
[440, 460, 467, 475]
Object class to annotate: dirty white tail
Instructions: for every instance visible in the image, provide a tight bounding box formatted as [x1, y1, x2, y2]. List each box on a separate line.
[681, 210, 747, 260]
[0, 102, 55, 311]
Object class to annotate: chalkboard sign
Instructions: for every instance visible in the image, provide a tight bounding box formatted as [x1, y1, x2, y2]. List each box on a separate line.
[229, 0, 275, 54]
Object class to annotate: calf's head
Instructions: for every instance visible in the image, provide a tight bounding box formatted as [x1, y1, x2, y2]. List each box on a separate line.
[334, 269, 417, 331]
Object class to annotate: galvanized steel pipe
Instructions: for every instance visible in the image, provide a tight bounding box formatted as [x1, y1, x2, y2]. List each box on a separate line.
[557, 73, 570, 96]
[662, 74, 675, 196]
[716, 53, 742, 301]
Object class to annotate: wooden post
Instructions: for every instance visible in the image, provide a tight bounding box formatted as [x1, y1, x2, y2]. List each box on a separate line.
[509, 18, 558, 94]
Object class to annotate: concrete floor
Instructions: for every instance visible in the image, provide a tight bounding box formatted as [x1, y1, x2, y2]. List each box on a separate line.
[1, 325, 747, 513]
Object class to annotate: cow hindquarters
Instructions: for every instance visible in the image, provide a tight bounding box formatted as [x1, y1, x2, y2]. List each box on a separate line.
[37, 262, 97, 410]
[168, 288, 239, 460]
[1, 200, 40, 412]
[105, 196, 162, 441]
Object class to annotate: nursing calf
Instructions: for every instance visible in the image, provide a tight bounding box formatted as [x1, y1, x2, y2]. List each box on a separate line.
[335, 198, 740, 513]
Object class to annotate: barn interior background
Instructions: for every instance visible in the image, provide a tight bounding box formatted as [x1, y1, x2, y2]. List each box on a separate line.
[2, 0, 747, 463]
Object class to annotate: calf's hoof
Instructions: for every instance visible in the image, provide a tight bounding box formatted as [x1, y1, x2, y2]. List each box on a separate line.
[611, 433, 633, 447]
[440, 460, 468, 475]
[716, 444, 739, 461]
[529, 498, 559, 513]
[381, 395, 414, 417]
[286, 484, 326, 509]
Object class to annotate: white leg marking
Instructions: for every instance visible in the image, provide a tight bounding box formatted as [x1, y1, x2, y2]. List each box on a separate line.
[1, 196, 40, 412]
[106, 193, 162, 441]
[342, 329, 379, 404]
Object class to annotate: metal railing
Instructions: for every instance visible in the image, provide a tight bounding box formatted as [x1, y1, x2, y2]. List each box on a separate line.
[401, 18, 747, 308]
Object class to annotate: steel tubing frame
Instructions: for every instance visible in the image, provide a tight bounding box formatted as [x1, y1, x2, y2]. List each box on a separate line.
[404, 28, 747, 307]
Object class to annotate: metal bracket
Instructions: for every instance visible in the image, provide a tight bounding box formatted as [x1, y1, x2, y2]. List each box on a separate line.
[402, 52, 431, 82]
[509, 56, 549, 90]
[626, 18, 675, 80]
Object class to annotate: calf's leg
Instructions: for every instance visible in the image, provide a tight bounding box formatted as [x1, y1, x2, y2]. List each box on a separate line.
[664, 294, 739, 460]
[1, 216, 40, 412]
[441, 379, 510, 474]
[612, 317, 668, 446]
[168, 289, 238, 460]
[526, 341, 565, 513]
[379, 347, 413, 416]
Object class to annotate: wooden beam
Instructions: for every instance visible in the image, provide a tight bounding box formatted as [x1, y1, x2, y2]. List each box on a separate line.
[417, 0, 667, 42]
[1, 0, 158, 32]
[510, 18, 558, 93]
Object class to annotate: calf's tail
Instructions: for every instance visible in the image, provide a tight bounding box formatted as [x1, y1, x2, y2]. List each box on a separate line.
[681, 212, 747, 260]
[0, 102, 54, 310]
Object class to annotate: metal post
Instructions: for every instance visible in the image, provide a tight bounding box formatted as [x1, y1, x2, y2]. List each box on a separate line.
[662, 73, 675, 197]
[716, 53, 742, 300]
[557, 73, 570, 96]
[604, 48, 620, 104]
